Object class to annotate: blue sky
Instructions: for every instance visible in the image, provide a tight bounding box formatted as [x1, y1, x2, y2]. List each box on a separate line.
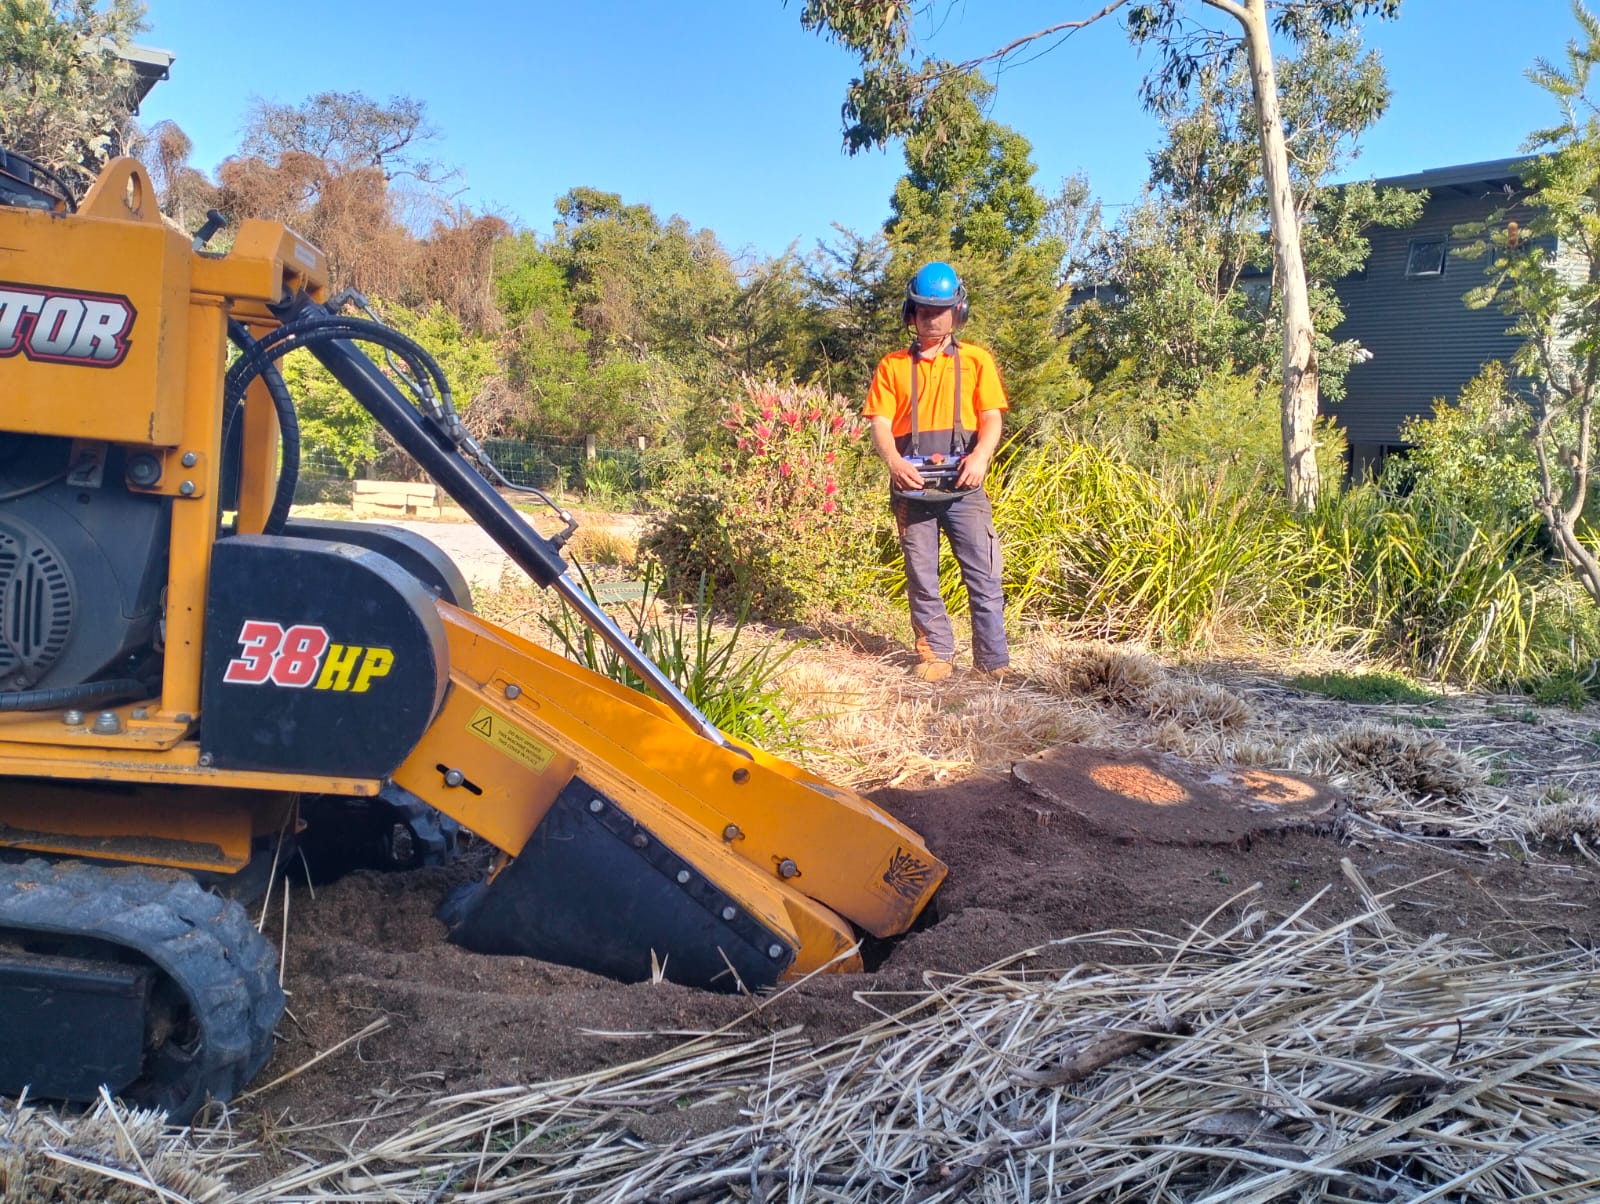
[134, 1, 1583, 261]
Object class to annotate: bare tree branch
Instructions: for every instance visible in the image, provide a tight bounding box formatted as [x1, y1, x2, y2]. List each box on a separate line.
[952, 3, 1133, 74]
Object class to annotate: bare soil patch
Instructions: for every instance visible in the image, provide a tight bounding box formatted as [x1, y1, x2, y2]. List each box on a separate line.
[224, 652, 1600, 1188]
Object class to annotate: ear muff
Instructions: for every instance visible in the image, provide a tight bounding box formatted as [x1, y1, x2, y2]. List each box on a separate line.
[902, 291, 970, 328]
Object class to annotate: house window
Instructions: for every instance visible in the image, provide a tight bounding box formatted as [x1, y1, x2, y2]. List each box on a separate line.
[1237, 276, 1272, 311]
[1406, 237, 1447, 278]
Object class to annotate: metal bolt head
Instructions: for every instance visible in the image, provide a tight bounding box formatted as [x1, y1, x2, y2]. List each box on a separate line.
[722, 824, 742, 842]
[443, 768, 465, 787]
[179, 480, 196, 496]
[505, 683, 522, 700]
[125, 455, 161, 486]
[767, 944, 785, 959]
[131, 707, 148, 720]
[92, 711, 122, 735]
[588, 798, 604, 814]
[721, 906, 737, 922]
[732, 767, 750, 784]
[675, 870, 691, 885]
[181, 451, 198, 467]
[631, 832, 648, 849]
[197, 751, 213, 768]
[62, 709, 84, 726]
[777, 858, 800, 880]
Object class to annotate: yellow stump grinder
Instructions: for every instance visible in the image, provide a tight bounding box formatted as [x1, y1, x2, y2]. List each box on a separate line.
[0, 150, 945, 1122]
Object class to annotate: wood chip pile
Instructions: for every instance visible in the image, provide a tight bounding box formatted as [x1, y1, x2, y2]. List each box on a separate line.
[219, 879, 1600, 1202]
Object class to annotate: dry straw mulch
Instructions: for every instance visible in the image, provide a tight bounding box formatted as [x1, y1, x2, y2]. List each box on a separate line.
[191, 874, 1600, 1202]
[0, 1090, 230, 1202]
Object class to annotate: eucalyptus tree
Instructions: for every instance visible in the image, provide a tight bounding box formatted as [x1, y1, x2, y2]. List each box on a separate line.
[795, 0, 1403, 506]
[1461, 2, 1600, 603]
[1088, 30, 1418, 401]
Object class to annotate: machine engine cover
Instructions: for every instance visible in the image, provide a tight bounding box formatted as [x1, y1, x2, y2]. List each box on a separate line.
[0, 439, 169, 692]
[201, 536, 448, 776]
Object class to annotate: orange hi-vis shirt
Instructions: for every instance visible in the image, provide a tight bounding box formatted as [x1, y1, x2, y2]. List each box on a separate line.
[864, 341, 1008, 457]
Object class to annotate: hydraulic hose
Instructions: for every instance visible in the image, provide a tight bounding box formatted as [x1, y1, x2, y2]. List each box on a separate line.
[0, 678, 149, 713]
[225, 321, 301, 535]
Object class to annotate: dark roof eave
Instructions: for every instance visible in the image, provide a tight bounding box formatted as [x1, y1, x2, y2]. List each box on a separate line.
[110, 41, 174, 110]
[1346, 156, 1529, 194]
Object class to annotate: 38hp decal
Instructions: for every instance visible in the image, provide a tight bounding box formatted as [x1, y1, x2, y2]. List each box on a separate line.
[223, 620, 395, 692]
[0, 282, 136, 367]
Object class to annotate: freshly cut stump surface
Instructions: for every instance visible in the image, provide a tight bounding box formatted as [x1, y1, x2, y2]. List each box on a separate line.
[1011, 746, 1342, 847]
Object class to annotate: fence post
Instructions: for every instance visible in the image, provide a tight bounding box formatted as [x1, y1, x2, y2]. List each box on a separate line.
[585, 435, 597, 462]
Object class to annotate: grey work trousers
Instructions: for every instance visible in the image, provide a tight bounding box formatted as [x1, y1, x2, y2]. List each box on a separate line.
[890, 487, 1009, 671]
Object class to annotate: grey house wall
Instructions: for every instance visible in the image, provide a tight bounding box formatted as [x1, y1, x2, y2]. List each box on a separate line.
[1327, 181, 1527, 477]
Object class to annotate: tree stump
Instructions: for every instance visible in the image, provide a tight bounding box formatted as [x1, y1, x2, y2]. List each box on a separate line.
[1011, 746, 1341, 849]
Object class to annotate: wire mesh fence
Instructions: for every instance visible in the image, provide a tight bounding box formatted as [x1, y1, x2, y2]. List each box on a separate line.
[294, 435, 648, 505]
[477, 437, 645, 493]
[293, 445, 356, 504]
[298, 445, 348, 480]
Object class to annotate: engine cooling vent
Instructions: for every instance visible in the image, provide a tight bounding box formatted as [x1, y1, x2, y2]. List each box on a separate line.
[0, 527, 73, 689]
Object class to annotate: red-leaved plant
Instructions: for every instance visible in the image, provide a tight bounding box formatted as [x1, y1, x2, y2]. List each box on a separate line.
[643, 378, 893, 620]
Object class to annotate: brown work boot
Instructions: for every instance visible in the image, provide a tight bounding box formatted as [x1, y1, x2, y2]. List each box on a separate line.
[911, 659, 953, 683]
[976, 665, 1017, 684]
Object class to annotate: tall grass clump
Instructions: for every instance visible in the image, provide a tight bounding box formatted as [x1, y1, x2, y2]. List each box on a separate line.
[980, 439, 1341, 646]
[642, 378, 893, 621]
[543, 566, 805, 753]
[965, 434, 1600, 689]
[1308, 485, 1600, 688]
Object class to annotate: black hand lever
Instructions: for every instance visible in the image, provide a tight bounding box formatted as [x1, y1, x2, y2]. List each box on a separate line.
[193, 209, 228, 250]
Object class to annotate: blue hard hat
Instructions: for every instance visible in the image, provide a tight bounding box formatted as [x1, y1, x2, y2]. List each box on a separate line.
[903, 261, 970, 328]
[906, 262, 965, 308]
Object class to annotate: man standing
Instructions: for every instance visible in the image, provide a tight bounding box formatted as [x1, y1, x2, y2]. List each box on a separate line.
[865, 261, 1011, 683]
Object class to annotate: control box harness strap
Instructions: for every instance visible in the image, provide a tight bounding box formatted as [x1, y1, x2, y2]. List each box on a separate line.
[906, 337, 963, 461]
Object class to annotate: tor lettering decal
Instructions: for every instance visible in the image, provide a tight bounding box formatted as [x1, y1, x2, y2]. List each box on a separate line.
[0, 282, 136, 367]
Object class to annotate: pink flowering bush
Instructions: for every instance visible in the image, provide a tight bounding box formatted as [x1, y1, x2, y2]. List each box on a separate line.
[643, 378, 892, 620]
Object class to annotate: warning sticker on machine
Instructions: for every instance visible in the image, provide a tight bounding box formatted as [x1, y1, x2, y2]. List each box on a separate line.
[466, 707, 556, 773]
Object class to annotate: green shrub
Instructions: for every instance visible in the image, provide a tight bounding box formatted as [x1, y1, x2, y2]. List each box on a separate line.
[542, 567, 805, 752]
[1151, 369, 1348, 490]
[641, 379, 893, 621]
[1068, 366, 1346, 494]
[581, 453, 642, 510]
[1308, 484, 1600, 688]
[1384, 362, 1543, 522]
[973, 434, 1600, 689]
[1288, 670, 1440, 705]
[1532, 672, 1591, 709]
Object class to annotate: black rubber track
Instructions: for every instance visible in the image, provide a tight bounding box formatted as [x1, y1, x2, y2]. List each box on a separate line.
[0, 858, 284, 1123]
